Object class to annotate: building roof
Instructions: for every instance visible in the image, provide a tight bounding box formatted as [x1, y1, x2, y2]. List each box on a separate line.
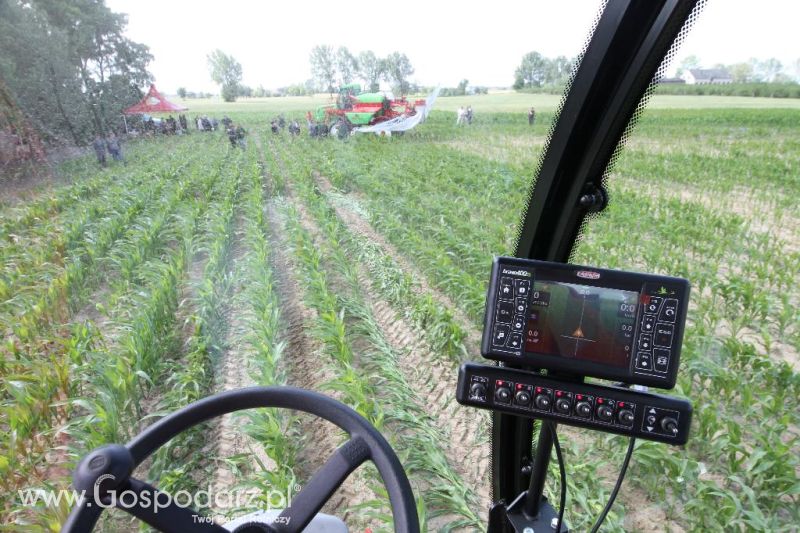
[688, 68, 732, 81]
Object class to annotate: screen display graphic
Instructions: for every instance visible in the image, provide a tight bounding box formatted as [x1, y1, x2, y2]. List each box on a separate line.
[525, 281, 638, 368]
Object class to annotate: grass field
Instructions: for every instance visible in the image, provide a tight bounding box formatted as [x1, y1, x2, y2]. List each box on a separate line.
[1, 93, 798, 532]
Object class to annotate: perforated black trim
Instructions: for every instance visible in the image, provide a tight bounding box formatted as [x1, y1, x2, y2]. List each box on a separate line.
[568, 0, 708, 261]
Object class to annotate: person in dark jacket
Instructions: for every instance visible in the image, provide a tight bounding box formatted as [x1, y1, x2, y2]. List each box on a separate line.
[528, 107, 536, 126]
[92, 134, 107, 167]
[226, 124, 238, 147]
[106, 132, 124, 163]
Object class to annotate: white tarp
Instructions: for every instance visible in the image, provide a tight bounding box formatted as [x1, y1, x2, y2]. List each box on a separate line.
[353, 87, 440, 134]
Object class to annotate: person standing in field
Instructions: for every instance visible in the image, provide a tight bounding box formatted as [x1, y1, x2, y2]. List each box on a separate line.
[456, 106, 465, 126]
[528, 107, 536, 126]
[226, 124, 238, 148]
[466, 106, 474, 124]
[106, 132, 124, 164]
[92, 134, 107, 167]
[235, 125, 247, 148]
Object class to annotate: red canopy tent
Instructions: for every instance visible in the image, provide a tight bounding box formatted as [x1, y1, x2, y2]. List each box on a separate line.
[124, 84, 187, 115]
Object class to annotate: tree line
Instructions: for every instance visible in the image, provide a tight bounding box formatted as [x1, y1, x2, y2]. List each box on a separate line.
[676, 55, 800, 84]
[0, 0, 152, 145]
[511, 51, 800, 95]
[309, 46, 415, 95]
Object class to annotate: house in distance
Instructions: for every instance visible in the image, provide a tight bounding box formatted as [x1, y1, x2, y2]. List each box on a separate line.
[682, 68, 734, 84]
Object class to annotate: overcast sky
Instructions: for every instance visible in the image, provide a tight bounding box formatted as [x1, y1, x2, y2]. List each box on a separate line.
[105, 0, 800, 94]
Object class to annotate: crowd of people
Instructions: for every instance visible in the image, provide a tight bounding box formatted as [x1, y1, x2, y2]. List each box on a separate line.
[91, 104, 539, 168]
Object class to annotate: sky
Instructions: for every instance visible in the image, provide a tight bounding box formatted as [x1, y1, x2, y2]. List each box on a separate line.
[105, 0, 800, 94]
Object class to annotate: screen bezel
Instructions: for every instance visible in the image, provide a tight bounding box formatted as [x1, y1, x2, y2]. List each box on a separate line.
[481, 257, 690, 389]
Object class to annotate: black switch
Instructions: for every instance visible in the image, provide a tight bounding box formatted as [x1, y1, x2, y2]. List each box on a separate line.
[638, 333, 653, 351]
[514, 297, 527, 314]
[659, 298, 678, 323]
[654, 323, 674, 348]
[653, 348, 670, 373]
[496, 301, 514, 323]
[515, 279, 531, 297]
[499, 277, 514, 299]
[636, 351, 653, 370]
[492, 325, 511, 346]
[645, 296, 662, 314]
[507, 333, 523, 350]
[641, 314, 656, 333]
[511, 314, 525, 332]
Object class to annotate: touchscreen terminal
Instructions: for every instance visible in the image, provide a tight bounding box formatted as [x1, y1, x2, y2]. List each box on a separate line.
[481, 257, 690, 389]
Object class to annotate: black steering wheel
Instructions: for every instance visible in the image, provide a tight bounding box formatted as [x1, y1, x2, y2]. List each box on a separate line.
[61, 387, 420, 533]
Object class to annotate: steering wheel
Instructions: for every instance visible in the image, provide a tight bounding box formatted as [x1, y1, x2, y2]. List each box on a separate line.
[61, 387, 420, 533]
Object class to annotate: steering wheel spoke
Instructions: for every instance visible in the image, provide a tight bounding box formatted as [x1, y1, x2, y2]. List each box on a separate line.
[61, 387, 419, 533]
[274, 436, 370, 532]
[116, 477, 228, 533]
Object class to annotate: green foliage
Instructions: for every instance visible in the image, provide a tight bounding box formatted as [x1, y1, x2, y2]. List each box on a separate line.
[357, 50, 385, 92]
[2, 99, 799, 532]
[514, 51, 574, 89]
[0, 0, 153, 142]
[383, 51, 414, 95]
[310, 45, 337, 94]
[208, 49, 243, 102]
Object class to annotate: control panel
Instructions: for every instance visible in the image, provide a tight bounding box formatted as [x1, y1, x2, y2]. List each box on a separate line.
[457, 363, 692, 445]
[482, 257, 690, 389]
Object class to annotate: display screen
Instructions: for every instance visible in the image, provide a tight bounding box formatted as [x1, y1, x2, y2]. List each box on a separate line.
[525, 280, 639, 368]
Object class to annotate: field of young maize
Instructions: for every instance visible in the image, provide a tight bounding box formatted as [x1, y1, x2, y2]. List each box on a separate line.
[1, 101, 798, 532]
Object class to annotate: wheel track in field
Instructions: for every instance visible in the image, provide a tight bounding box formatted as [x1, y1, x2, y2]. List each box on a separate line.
[352, 264, 493, 514]
[313, 172, 484, 357]
[305, 175, 492, 514]
[270, 150, 488, 527]
[207, 209, 276, 515]
[310, 172, 492, 486]
[257, 135, 378, 525]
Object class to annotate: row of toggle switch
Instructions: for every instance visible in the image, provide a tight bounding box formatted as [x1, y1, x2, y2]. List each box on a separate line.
[458, 363, 690, 444]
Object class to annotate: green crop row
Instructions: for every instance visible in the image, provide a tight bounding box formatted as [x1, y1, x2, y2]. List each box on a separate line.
[0, 140, 202, 297]
[0, 137, 169, 238]
[150, 148, 246, 503]
[233, 153, 300, 512]
[274, 138, 469, 362]
[270, 136, 483, 529]
[1, 136, 237, 529]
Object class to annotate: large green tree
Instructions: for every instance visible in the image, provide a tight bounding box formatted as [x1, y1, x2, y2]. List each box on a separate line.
[335, 46, 358, 86]
[310, 45, 337, 94]
[513, 51, 548, 89]
[357, 50, 384, 92]
[0, 0, 152, 143]
[383, 52, 414, 95]
[513, 52, 574, 89]
[207, 49, 242, 102]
